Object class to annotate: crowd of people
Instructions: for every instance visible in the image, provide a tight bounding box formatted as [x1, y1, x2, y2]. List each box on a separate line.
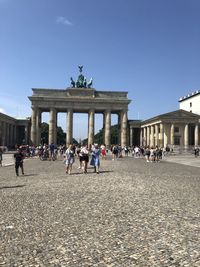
[1, 142, 199, 176]
[110, 145, 165, 162]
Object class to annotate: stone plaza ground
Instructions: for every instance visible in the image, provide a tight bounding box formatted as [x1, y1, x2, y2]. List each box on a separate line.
[0, 154, 200, 266]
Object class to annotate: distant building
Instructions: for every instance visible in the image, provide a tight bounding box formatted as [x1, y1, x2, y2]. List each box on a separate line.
[179, 90, 200, 115]
[0, 112, 31, 148]
[140, 110, 200, 149]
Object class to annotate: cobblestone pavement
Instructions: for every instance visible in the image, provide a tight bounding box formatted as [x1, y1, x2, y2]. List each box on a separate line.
[163, 154, 200, 168]
[1, 153, 15, 167]
[0, 156, 200, 267]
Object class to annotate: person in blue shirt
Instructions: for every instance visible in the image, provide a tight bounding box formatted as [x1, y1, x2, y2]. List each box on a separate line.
[90, 144, 101, 174]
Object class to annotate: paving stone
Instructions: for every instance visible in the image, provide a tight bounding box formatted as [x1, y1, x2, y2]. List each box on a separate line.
[0, 155, 199, 266]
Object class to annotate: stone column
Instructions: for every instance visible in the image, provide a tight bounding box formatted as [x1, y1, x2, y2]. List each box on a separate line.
[140, 129, 143, 147]
[130, 127, 133, 147]
[170, 124, 174, 146]
[13, 125, 16, 147]
[49, 108, 56, 145]
[150, 125, 154, 147]
[143, 127, 146, 146]
[7, 123, 9, 146]
[102, 113, 105, 144]
[155, 124, 159, 146]
[184, 124, 189, 148]
[8, 124, 11, 146]
[10, 124, 13, 147]
[104, 110, 111, 148]
[67, 109, 73, 146]
[54, 111, 57, 145]
[118, 113, 121, 145]
[88, 109, 95, 146]
[5, 123, 8, 146]
[24, 125, 29, 145]
[147, 126, 150, 146]
[180, 125, 184, 147]
[121, 110, 127, 147]
[194, 123, 199, 146]
[2, 122, 5, 146]
[160, 123, 164, 147]
[36, 109, 42, 145]
[164, 124, 169, 148]
[31, 106, 37, 145]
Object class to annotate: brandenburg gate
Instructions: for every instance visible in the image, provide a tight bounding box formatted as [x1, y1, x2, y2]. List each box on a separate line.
[29, 67, 131, 147]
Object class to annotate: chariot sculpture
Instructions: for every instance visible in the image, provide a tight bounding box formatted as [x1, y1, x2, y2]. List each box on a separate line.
[70, 66, 93, 88]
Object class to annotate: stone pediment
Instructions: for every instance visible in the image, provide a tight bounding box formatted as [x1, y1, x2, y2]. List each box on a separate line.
[142, 109, 200, 125]
[160, 109, 200, 120]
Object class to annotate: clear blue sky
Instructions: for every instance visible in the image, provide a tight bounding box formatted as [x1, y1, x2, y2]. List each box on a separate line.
[1, 0, 200, 139]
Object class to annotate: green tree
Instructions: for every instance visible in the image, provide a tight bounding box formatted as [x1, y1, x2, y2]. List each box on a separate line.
[41, 122, 49, 144]
[41, 122, 78, 145]
[57, 126, 66, 145]
[82, 124, 119, 145]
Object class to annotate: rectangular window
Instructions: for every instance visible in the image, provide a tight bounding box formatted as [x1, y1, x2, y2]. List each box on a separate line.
[174, 136, 180, 145]
[174, 127, 179, 133]
[190, 102, 192, 107]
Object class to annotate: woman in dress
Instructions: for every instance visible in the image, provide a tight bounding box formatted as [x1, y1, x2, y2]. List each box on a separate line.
[90, 144, 101, 173]
[100, 144, 106, 160]
[64, 144, 75, 174]
[80, 145, 89, 174]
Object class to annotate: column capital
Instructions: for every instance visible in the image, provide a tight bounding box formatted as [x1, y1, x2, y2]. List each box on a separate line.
[31, 105, 38, 111]
[104, 109, 111, 114]
[50, 107, 56, 112]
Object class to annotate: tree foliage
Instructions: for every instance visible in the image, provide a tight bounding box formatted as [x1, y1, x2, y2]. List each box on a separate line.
[40, 122, 78, 145]
[83, 124, 119, 145]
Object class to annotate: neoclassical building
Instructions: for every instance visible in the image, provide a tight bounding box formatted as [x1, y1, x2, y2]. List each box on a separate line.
[28, 67, 131, 148]
[29, 88, 131, 147]
[140, 109, 200, 148]
[0, 112, 30, 148]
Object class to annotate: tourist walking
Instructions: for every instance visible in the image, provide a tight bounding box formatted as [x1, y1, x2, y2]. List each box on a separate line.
[112, 145, 118, 160]
[145, 146, 150, 162]
[194, 146, 199, 157]
[100, 144, 106, 160]
[124, 146, 129, 157]
[14, 148, 24, 176]
[150, 147, 155, 162]
[64, 145, 75, 175]
[80, 145, 89, 173]
[49, 142, 56, 161]
[90, 144, 101, 173]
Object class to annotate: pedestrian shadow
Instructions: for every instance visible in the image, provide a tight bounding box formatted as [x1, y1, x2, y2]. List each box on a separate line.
[0, 185, 26, 190]
[69, 172, 84, 175]
[22, 174, 38, 177]
[98, 170, 113, 174]
[62, 170, 114, 176]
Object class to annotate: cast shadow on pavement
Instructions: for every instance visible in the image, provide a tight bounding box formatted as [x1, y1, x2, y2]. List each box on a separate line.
[0, 184, 26, 190]
[69, 170, 113, 175]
